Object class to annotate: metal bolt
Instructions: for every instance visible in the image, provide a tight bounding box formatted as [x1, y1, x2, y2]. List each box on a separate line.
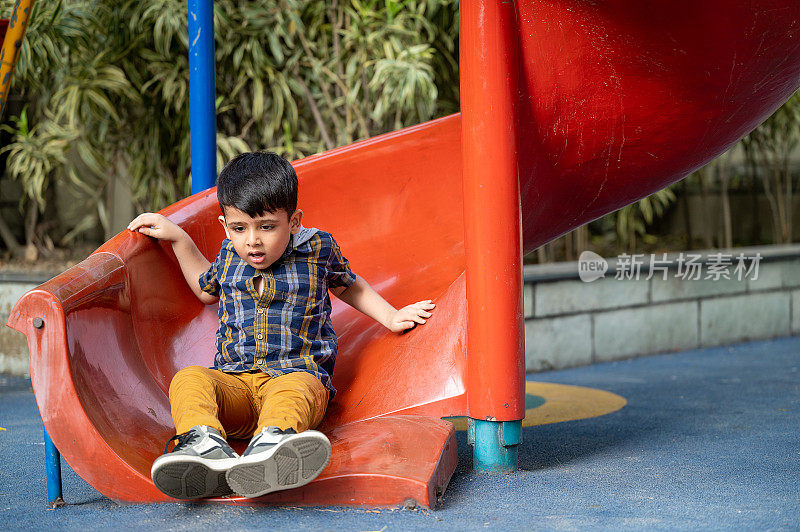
[33, 317, 44, 329]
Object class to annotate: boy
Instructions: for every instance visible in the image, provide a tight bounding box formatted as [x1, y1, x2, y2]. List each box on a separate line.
[128, 151, 434, 500]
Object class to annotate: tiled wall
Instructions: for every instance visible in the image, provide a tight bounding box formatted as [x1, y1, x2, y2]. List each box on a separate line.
[524, 247, 800, 372]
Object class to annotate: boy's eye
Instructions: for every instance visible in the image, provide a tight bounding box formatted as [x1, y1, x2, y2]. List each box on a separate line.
[232, 227, 245, 232]
[261, 225, 274, 230]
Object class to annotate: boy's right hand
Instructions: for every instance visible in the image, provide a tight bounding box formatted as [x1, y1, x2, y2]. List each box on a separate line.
[128, 213, 215, 304]
[127, 213, 185, 243]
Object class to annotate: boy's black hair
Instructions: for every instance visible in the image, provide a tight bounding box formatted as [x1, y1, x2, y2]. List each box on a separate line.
[216, 151, 298, 217]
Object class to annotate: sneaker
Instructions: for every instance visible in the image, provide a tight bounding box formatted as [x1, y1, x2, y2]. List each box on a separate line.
[151, 425, 239, 499]
[225, 426, 331, 498]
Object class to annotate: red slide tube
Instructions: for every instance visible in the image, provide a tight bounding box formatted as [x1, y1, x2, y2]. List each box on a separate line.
[461, 0, 526, 422]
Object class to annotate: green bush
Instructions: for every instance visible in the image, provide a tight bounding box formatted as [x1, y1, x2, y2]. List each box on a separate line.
[0, 0, 459, 248]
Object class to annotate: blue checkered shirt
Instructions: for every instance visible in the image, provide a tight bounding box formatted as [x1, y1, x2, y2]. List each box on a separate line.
[198, 226, 356, 394]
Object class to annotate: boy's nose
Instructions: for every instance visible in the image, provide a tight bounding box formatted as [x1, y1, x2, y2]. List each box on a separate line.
[246, 229, 261, 246]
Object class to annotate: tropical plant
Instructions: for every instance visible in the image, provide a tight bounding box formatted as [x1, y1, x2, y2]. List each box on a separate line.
[613, 187, 677, 251]
[741, 91, 800, 244]
[0, 0, 460, 259]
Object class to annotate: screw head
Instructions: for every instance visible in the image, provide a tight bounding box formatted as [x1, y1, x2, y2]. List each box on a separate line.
[33, 317, 44, 329]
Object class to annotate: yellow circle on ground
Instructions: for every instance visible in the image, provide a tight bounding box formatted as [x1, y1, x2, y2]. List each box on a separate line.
[446, 382, 626, 431]
[523, 381, 626, 426]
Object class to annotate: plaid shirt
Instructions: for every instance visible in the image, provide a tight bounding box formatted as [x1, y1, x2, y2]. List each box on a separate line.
[199, 226, 356, 394]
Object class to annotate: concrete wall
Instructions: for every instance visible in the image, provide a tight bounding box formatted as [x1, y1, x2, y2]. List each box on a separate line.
[2, 245, 800, 376]
[524, 245, 800, 371]
[0, 272, 54, 375]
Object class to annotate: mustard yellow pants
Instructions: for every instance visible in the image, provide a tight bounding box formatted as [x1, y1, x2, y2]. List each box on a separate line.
[169, 366, 329, 439]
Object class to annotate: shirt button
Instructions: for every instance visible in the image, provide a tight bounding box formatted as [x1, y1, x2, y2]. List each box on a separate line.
[257, 334, 263, 340]
[258, 308, 265, 314]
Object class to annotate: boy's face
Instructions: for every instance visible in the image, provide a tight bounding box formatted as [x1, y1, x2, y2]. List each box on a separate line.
[218, 206, 302, 270]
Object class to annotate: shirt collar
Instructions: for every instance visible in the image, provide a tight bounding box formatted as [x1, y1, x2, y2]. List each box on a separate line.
[289, 225, 318, 254]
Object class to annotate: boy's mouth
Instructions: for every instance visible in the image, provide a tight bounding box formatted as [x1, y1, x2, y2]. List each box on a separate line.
[248, 251, 266, 264]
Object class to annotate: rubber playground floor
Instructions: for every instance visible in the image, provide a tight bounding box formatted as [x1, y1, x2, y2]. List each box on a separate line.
[1, 337, 798, 530]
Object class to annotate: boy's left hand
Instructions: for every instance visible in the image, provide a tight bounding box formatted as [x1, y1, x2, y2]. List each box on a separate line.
[388, 300, 435, 333]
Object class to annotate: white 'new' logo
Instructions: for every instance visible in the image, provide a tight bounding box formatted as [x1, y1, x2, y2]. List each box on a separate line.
[578, 251, 608, 283]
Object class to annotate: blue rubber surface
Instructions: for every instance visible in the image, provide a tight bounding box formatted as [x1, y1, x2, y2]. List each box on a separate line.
[1, 337, 798, 530]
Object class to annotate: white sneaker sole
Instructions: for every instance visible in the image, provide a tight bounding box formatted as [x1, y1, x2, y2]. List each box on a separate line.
[225, 431, 331, 498]
[151, 454, 238, 499]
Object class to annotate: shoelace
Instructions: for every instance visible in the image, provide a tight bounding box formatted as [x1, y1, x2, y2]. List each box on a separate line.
[164, 431, 200, 454]
[243, 428, 297, 456]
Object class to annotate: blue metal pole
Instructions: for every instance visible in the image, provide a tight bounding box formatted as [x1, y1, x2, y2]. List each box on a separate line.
[468, 419, 522, 473]
[188, 0, 217, 194]
[44, 428, 64, 506]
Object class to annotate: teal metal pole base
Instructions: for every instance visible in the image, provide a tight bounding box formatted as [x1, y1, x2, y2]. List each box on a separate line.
[467, 418, 522, 473]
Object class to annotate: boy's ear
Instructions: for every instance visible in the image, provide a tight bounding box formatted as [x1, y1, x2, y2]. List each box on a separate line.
[217, 215, 230, 239]
[289, 209, 303, 235]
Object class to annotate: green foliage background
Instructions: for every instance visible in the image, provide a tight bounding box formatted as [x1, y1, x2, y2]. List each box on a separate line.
[2, 0, 799, 260]
[1, 0, 459, 244]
